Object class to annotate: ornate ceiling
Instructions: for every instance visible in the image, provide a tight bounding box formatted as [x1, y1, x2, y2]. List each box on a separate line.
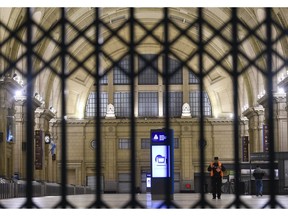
[1, 8, 287, 118]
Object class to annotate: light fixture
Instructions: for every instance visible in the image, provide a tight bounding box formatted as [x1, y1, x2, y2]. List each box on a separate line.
[15, 90, 23, 97]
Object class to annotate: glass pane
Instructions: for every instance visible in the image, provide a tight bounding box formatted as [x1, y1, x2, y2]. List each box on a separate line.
[138, 54, 158, 85]
[138, 92, 158, 117]
[85, 92, 108, 117]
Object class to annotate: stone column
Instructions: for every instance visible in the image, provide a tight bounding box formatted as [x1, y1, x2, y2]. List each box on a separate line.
[258, 92, 287, 152]
[278, 78, 288, 151]
[14, 96, 26, 179]
[243, 106, 265, 153]
[240, 116, 249, 161]
[34, 107, 55, 181]
[14, 94, 42, 179]
[180, 122, 194, 191]
[49, 118, 58, 183]
[104, 123, 117, 192]
[0, 77, 21, 178]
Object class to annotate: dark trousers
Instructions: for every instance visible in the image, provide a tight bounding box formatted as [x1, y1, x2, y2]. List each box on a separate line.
[211, 177, 222, 198]
[255, 179, 263, 196]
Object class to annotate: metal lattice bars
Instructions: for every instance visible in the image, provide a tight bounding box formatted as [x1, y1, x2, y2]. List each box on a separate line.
[0, 7, 287, 208]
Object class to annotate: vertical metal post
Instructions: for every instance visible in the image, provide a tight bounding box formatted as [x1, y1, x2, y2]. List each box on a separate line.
[89, 7, 109, 208]
[263, 7, 283, 209]
[123, 8, 144, 208]
[198, 7, 207, 208]
[191, 7, 213, 209]
[54, 8, 74, 208]
[21, 7, 37, 209]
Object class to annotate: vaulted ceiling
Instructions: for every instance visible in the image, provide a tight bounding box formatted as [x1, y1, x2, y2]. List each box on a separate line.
[1, 8, 287, 118]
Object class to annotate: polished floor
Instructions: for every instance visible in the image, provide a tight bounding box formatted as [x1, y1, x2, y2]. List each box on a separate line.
[1, 193, 288, 209]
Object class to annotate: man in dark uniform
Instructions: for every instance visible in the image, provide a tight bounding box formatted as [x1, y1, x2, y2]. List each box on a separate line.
[253, 165, 265, 196]
[207, 156, 226, 199]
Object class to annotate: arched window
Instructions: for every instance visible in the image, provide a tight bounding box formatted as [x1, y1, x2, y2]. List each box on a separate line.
[85, 55, 212, 119]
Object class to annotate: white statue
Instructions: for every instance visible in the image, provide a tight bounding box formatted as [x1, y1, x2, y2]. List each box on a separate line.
[181, 103, 191, 118]
[105, 103, 116, 118]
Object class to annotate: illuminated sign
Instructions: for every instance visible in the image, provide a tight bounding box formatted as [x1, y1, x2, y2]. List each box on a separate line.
[150, 129, 174, 200]
[151, 131, 167, 143]
[151, 145, 170, 177]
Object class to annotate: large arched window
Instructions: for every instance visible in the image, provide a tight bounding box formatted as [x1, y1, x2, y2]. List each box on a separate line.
[85, 55, 212, 118]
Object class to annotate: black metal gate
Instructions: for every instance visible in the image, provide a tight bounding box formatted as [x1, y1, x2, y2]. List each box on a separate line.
[0, 8, 287, 208]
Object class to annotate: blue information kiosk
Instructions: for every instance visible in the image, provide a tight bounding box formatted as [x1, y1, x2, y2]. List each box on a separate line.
[150, 129, 174, 200]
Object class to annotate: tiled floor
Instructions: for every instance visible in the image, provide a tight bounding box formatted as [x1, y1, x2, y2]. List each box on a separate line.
[1, 193, 288, 209]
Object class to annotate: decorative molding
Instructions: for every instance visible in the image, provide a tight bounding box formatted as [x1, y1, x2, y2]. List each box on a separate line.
[51, 116, 238, 126]
[243, 105, 265, 119]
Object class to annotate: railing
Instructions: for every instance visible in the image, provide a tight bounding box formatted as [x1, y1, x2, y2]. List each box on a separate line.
[0, 180, 94, 199]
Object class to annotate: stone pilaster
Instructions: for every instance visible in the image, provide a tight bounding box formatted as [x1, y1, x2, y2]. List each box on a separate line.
[14, 97, 26, 179]
[0, 77, 22, 178]
[104, 124, 117, 192]
[180, 124, 194, 191]
[14, 94, 42, 179]
[278, 78, 288, 151]
[243, 105, 265, 153]
[34, 107, 55, 181]
[258, 92, 287, 152]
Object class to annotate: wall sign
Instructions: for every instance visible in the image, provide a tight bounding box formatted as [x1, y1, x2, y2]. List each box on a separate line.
[242, 136, 249, 162]
[263, 124, 269, 152]
[35, 130, 43, 170]
[151, 131, 167, 143]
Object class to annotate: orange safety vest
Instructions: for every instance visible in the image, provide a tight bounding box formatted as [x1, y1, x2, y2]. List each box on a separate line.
[210, 161, 224, 177]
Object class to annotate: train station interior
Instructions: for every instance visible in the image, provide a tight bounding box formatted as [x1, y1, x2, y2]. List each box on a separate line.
[1, 3, 288, 209]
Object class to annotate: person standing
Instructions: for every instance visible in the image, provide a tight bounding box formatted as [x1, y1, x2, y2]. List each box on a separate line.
[207, 156, 226, 199]
[253, 165, 265, 197]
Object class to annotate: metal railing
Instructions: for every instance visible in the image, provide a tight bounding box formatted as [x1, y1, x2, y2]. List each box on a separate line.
[0, 8, 287, 208]
[0, 180, 94, 199]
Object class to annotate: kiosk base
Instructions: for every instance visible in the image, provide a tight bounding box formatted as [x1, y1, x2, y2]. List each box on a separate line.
[151, 194, 174, 200]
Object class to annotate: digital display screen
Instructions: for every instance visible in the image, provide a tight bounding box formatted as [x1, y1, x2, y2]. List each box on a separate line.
[151, 145, 170, 178]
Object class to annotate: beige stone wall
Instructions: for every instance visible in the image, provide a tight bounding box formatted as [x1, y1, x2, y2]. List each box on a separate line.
[51, 118, 240, 192]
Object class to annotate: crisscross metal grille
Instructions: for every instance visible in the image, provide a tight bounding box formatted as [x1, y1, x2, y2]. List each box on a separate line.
[0, 7, 288, 209]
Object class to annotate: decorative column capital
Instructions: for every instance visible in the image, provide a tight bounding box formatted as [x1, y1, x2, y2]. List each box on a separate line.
[278, 76, 288, 93]
[14, 95, 27, 105]
[242, 105, 265, 119]
[257, 91, 286, 108]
